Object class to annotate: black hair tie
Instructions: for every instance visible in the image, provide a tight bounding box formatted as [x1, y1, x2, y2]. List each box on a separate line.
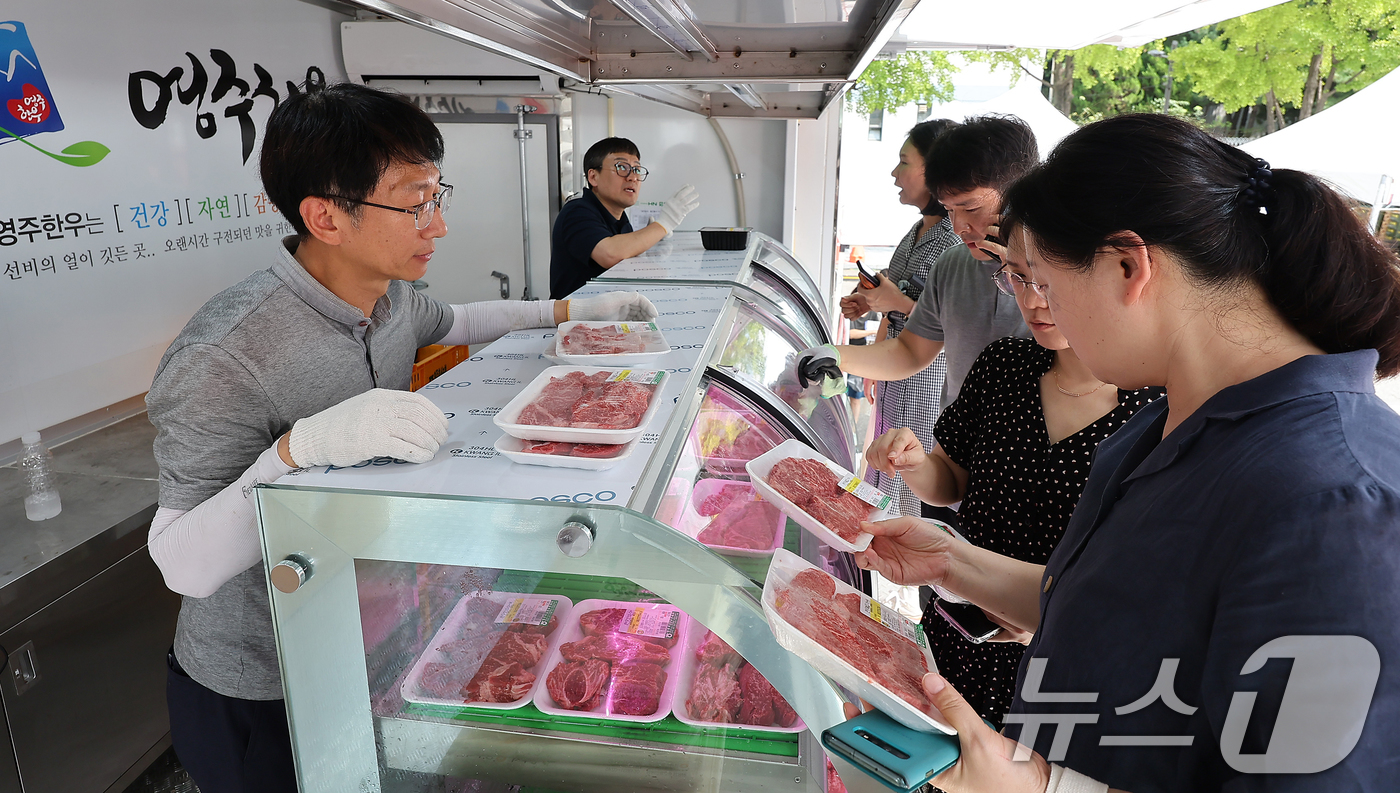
[1240, 158, 1273, 212]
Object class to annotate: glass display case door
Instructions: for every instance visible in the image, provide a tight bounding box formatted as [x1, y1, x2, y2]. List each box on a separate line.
[257, 485, 853, 793]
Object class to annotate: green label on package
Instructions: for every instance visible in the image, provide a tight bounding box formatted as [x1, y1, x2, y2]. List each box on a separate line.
[861, 596, 928, 649]
[838, 474, 893, 511]
[495, 596, 560, 627]
[607, 369, 665, 385]
[615, 322, 659, 333]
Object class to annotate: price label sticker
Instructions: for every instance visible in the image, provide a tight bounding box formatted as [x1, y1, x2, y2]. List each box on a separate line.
[838, 474, 893, 511]
[494, 596, 561, 627]
[615, 322, 659, 333]
[860, 595, 928, 649]
[607, 369, 665, 385]
[622, 606, 681, 640]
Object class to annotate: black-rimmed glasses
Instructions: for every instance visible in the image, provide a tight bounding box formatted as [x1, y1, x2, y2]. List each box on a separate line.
[992, 266, 1049, 299]
[326, 183, 453, 230]
[610, 162, 648, 181]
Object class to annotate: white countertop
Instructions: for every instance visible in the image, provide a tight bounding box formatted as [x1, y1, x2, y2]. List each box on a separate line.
[279, 282, 733, 505]
[593, 232, 750, 282]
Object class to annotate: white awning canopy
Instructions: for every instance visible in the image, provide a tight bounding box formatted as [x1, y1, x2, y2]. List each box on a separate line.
[897, 0, 1290, 50]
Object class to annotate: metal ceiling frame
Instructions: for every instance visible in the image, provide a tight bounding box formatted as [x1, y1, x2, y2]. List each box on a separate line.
[326, 0, 919, 118]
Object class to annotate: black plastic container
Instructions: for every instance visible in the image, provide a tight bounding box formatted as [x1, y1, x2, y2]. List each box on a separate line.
[700, 227, 751, 251]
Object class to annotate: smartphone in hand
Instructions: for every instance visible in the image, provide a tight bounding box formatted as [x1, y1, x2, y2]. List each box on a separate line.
[857, 260, 881, 290]
[981, 233, 1004, 264]
[934, 598, 1003, 644]
[822, 709, 960, 792]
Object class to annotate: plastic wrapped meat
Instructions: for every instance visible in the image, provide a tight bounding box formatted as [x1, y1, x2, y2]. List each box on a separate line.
[696, 482, 752, 516]
[560, 324, 661, 356]
[546, 658, 610, 710]
[774, 570, 935, 715]
[523, 440, 575, 456]
[576, 607, 680, 648]
[697, 497, 782, 550]
[766, 457, 871, 541]
[686, 661, 742, 722]
[571, 443, 624, 458]
[694, 630, 742, 668]
[609, 662, 668, 716]
[418, 597, 561, 705]
[517, 371, 656, 430]
[521, 440, 624, 459]
[684, 630, 799, 728]
[559, 634, 674, 665]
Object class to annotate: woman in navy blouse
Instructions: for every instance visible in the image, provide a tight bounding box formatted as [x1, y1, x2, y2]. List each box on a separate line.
[851, 114, 1400, 793]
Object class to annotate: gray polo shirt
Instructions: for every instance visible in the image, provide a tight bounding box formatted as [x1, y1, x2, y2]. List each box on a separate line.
[902, 244, 1030, 407]
[146, 238, 453, 700]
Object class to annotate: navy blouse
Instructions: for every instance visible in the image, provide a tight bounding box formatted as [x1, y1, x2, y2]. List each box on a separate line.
[1008, 350, 1400, 792]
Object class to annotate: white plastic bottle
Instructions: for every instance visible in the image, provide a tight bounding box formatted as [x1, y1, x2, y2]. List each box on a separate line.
[19, 431, 62, 521]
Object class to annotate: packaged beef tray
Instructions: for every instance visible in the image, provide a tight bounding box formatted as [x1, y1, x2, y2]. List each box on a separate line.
[747, 439, 894, 553]
[532, 599, 688, 723]
[553, 320, 670, 365]
[494, 366, 669, 445]
[493, 434, 638, 471]
[686, 478, 786, 557]
[671, 627, 805, 733]
[761, 549, 953, 734]
[400, 592, 574, 711]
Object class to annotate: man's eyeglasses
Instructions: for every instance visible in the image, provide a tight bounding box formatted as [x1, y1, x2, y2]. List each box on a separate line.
[609, 162, 648, 181]
[992, 266, 1049, 299]
[326, 183, 453, 230]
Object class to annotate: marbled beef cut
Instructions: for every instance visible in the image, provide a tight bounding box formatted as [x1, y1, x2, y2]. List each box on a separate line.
[609, 662, 668, 716]
[576, 607, 679, 647]
[546, 658, 610, 710]
[765, 457, 871, 541]
[559, 633, 673, 664]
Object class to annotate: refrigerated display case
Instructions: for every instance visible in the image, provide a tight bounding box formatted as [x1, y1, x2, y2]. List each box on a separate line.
[261, 249, 871, 791]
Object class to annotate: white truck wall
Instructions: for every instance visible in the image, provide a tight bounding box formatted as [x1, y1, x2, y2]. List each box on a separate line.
[0, 0, 349, 448]
[568, 90, 788, 240]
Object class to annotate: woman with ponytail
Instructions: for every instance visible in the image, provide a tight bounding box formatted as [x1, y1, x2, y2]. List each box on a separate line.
[847, 114, 1400, 793]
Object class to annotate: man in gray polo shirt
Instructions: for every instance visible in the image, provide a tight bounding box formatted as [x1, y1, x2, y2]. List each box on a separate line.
[145, 82, 655, 793]
[799, 115, 1038, 408]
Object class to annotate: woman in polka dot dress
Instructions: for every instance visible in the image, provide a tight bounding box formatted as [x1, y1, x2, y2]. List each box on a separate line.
[864, 225, 1163, 727]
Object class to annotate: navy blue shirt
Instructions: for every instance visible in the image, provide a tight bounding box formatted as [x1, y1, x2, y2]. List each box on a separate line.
[1009, 350, 1400, 792]
[549, 187, 633, 299]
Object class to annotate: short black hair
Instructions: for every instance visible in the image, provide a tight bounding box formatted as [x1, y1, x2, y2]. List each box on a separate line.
[906, 118, 958, 162]
[924, 114, 1038, 198]
[259, 82, 444, 237]
[583, 137, 641, 178]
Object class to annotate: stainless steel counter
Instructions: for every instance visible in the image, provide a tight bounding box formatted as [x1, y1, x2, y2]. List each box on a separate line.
[0, 415, 180, 793]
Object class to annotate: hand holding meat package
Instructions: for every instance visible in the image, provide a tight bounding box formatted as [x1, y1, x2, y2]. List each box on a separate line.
[407, 593, 571, 709]
[681, 629, 801, 729]
[762, 549, 952, 733]
[537, 600, 685, 722]
[557, 321, 668, 357]
[517, 370, 660, 430]
[747, 440, 894, 553]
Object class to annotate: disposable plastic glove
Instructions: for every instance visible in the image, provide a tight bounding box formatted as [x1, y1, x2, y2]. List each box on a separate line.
[796, 344, 846, 398]
[568, 291, 659, 321]
[655, 184, 700, 234]
[288, 388, 449, 467]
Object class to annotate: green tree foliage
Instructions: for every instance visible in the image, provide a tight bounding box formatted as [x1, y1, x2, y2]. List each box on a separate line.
[847, 51, 957, 115]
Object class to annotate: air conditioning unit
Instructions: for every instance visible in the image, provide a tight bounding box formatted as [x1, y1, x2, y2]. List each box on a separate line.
[341, 19, 560, 95]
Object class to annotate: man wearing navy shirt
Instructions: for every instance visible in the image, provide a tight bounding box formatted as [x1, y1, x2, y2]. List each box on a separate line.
[549, 137, 699, 298]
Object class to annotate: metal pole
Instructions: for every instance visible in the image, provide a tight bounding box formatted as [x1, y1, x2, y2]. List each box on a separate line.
[515, 105, 535, 300]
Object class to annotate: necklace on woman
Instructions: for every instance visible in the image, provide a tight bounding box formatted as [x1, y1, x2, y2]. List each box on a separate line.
[1053, 367, 1109, 398]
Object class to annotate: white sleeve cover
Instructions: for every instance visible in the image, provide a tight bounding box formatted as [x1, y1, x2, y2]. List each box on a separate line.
[438, 300, 558, 347]
[147, 444, 295, 598]
[1044, 765, 1110, 793]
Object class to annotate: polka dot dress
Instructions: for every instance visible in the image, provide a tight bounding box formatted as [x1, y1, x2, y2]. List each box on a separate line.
[921, 336, 1164, 727]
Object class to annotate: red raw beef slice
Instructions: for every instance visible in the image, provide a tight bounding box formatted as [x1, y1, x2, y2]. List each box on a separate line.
[523, 440, 574, 455]
[687, 661, 742, 723]
[789, 568, 837, 600]
[767, 457, 839, 503]
[805, 491, 871, 541]
[484, 630, 549, 668]
[696, 482, 752, 516]
[559, 634, 673, 665]
[698, 498, 781, 550]
[609, 662, 668, 716]
[463, 660, 535, 703]
[694, 630, 741, 668]
[577, 608, 679, 648]
[571, 380, 653, 429]
[547, 658, 611, 710]
[737, 662, 776, 726]
[571, 443, 623, 458]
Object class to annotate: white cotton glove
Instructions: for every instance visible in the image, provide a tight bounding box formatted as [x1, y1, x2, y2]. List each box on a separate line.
[654, 184, 700, 234]
[567, 291, 659, 321]
[288, 388, 449, 467]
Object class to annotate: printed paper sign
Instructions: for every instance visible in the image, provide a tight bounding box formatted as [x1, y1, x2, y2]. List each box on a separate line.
[838, 474, 893, 511]
[861, 596, 929, 649]
[494, 596, 561, 627]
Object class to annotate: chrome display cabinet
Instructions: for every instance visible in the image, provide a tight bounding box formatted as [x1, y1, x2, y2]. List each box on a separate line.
[261, 241, 872, 791]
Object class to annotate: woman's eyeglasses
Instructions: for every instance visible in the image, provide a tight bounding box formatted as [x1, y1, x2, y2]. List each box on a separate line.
[992, 266, 1049, 299]
[325, 183, 454, 230]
